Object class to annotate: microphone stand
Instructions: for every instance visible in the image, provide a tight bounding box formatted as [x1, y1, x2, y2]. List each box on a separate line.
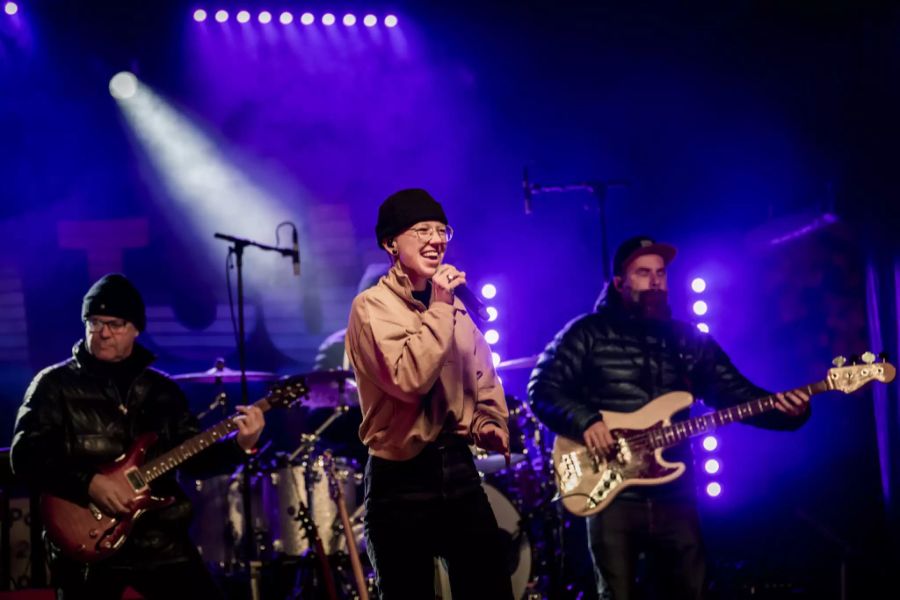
[213, 231, 296, 588]
[523, 170, 628, 285]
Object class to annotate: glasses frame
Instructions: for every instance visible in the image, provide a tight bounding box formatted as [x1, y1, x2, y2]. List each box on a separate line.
[406, 224, 454, 243]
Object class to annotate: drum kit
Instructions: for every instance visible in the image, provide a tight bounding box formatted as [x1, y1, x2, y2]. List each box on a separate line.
[171, 354, 562, 600]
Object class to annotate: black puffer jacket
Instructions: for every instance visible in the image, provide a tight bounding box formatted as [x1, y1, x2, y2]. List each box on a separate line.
[10, 341, 245, 567]
[528, 300, 807, 496]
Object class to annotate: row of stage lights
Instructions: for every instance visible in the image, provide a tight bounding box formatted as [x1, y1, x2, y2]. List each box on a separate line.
[690, 277, 721, 497]
[193, 9, 399, 27]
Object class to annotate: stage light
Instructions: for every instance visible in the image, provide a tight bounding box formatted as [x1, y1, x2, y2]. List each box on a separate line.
[706, 482, 722, 497]
[702, 436, 718, 452]
[363, 14, 377, 27]
[697, 323, 709, 333]
[4, 1, 18, 16]
[691, 277, 706, 293]
[236, 10, 250, 23]
[692, 300, 708, 316]
[492, 352, 501, 367]
[214, 9, 228, 23]
[192, 8, 207, 22]
[258, 11, 272, 24]
[384, 14, 398, 27]
[300, 12, 314, 25]
[322, 13, 335, 26]
[279, 11, 293, 25]
[481, 283, 497, 299]
[343, 14, 356, 26]
[486, 306, 498, 322]
[485, 329, 500, 345]
[704, 459, 721, 475]
[109, 72, 139, 100]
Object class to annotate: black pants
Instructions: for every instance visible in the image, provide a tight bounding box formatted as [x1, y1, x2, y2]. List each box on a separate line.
[364, 437, 514, 600]
[587, 496, 706, 600]
[51, 549, 223, 600]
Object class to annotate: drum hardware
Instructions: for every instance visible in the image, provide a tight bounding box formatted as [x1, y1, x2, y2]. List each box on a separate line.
[196, 391, 229, 420]
[172, 357, 278, 384]
[288, 407, 349, 464]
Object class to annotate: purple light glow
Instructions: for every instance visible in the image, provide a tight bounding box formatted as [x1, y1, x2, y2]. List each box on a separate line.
[706, 482, 722, 497]
[691, 277, 707, 293]
[704, 458, 721, 474]
[192, 8, 207, 22]
[322, 13, 336, 26]
[258, 11, 272, 24]
[702, 436, 718, 452]
[363, 14, 377, 27]
[481, 283, 497, 299]
[279, 11, 293, 25]
[384, 14, 398, 28]
[300, 12, 314, 25]
[697, 323, 710, 333]
[214, 9, 228, 23]
[492, 352, 501, 367]
[343, 14, 357, 26]
[693, 300, 708, 316]
[236, 10, 251, 23]
[486, 306, 498, 322]
[4, 1, 17, 16]
[485, 330, 500, 345]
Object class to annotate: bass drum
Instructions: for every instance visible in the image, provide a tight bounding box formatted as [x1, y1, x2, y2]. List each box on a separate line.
[434, 483, 532, 599]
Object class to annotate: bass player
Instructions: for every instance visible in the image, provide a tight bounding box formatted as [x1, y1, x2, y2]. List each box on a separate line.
[527, 236, 810, 600]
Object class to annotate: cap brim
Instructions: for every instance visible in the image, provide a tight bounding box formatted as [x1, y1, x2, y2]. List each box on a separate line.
[624, 243, 677, 268]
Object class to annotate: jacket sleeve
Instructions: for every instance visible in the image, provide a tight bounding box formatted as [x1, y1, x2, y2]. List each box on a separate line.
[693, 335, 809, 431]
[346, 293, 457, 403]
[471, 323, 509, 435]
[10, 370, 96, 504]
[527, 317, 602, 440]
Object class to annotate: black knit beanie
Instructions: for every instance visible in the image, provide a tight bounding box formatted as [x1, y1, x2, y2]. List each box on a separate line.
[375, 188, 448, 248]
[81, 273, 147, 332]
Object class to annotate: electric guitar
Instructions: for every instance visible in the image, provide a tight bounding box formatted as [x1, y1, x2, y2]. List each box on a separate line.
[323, 450, 370, 600]
[41, 376, 308, 563]
[552, 355, 895, 517]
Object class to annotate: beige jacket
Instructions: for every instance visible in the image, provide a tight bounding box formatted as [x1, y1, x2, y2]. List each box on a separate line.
[346, 262, 509, 460]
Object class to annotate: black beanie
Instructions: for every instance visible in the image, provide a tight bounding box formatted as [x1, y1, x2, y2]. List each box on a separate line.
[81, 274, 147, 332]
[375, 188, 448, 248]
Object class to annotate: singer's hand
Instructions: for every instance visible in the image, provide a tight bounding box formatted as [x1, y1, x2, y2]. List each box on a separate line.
[433, 264, 466, 305]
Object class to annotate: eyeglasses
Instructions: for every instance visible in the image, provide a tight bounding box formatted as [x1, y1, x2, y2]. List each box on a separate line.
[407, 225, 454, 243]
[85, 318, 129, 333]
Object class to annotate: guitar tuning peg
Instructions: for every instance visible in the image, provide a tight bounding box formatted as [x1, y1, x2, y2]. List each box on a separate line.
[832, 356, 847, 367]
[878, 351, 891, 362]
[861, 351, 876, 365]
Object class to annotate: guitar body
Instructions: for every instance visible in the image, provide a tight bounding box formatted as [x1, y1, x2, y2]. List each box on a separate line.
[40, 432, 174, 563]
[553, 391, 693, 517]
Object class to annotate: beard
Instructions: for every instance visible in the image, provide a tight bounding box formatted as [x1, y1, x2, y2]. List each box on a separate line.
[624, 289, 672, 321]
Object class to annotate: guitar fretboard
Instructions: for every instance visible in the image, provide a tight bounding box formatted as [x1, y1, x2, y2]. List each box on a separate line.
[139, 398, 272, 483]
[646, 380, 830, 450]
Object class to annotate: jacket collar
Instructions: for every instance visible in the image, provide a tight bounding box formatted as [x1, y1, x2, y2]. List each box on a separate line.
[72, 339, 156, 373]
[382, 261, 467, 314]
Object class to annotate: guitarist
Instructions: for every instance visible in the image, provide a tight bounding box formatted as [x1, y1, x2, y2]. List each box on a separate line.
[527, 236, 811, 600]
[10, 273, 265, 599]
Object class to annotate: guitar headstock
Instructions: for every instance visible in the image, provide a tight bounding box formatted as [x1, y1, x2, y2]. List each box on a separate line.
[265, 375, 309, 409]
[828, 352, 896, 393]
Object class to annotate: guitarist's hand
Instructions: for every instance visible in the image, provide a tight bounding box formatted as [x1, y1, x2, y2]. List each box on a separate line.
[88, 473, 136, 516]
[584, 420, 615, 457]
[775, 390, 811, 417]
[235, 404, 266, 451]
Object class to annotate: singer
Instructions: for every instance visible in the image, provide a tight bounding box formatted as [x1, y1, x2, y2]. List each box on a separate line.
[345, 188, 514, 599]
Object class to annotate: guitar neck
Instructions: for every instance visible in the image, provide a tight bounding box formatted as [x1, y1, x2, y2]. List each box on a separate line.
[650, 379, 830, 450]
[139, 398, 273, 483]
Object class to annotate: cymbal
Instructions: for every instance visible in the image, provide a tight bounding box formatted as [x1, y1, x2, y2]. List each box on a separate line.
[288, 369, 359, 409]
[473, 453, 527, 475]
[495, 355, 539, 371]
[172, 364, 278, 383]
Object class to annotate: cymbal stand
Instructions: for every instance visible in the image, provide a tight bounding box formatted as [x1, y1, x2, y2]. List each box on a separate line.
[196, 391, 229, 420]
[288, 406, 349, 464]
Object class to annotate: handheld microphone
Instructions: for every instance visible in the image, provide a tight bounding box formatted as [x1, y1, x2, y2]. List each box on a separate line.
[292, 228, 300, 276]
[455, 284, 491, 322]
[523, 166, 533, 215]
